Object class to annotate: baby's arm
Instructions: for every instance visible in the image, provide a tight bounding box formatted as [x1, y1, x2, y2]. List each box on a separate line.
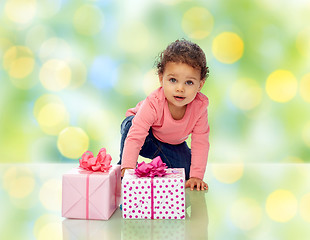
[188, 100, 210, 191]
[121, 98, 157, 171]
[185, 177, 208, 191]
[121, 167, 133, 177]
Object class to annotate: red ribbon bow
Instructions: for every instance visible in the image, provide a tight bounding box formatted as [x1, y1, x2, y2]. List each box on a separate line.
[79, 148, 112, 172]
[135, 156, 167, 178]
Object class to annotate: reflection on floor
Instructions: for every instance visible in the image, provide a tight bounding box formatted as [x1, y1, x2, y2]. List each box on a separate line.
[62, 189, 208, 240]
[1, 163, 310, 240]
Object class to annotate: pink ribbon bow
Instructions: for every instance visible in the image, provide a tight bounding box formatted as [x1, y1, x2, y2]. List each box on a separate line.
[79, 148, 112, 172]
[135, 156, 167, 178]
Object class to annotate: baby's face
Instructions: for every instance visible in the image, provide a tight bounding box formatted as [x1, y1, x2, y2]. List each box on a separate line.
[159, 62, 205, 111]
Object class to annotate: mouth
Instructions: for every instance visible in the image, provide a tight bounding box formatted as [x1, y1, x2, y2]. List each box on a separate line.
[174, 96, 185, 101]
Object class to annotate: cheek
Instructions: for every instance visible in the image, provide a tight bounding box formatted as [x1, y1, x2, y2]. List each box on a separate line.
[163, 86, 171, 95]
[163, 83, 172, 91]
[189, 89, 199, 98]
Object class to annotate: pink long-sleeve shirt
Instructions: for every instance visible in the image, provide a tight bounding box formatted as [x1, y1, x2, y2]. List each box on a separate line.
[121, 87, 210, 179]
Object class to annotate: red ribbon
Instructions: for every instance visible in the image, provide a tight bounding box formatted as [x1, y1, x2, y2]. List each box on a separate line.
[79, 148, 112, 172]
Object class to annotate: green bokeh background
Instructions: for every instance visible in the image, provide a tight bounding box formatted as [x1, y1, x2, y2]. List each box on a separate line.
[1, 0, 310, 164]
[1, 1, 310, 239]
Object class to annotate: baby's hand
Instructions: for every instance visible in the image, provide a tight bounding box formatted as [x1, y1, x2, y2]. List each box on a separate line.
[185, 177, 208, 191]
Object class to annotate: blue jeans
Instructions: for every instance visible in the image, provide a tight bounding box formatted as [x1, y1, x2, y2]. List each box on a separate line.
[118, 115, 191, 180]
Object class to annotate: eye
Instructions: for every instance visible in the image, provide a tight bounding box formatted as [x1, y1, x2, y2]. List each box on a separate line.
[186, 80, 194, 85]
[169, 78, 177, 83]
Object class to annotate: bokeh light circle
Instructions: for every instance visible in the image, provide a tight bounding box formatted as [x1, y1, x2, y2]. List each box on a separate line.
[34, 94, 63, 118]
[230, 198, 262, 230]
[300, 193, 310, 222]
[26, 24, 55, 53]
[33, 214, 60, 239]
[2, 167, 18, 191]
[34, 94, 70, 135]
[182, 7, 214, 40]
[118, 21, 150, 54]
[300, 73, 310, 102]
[266, 189, 298, 222]
[3, 46, 35, 79]
[8, 176, 35, 199]
[143, 69, 160, 96]
[37, 0, 62, 19]
[89, 56, 118, 90]
[69, 59, 87, 88]
[116, 63, 142, 95]
[9, 56, 35, 80]
[39, 179, 62, 211]
[212, 32, 244, 64]
[265, 70, 297, 103]
[0, 38, 13, 58]
[57, 127, 89, 159]
[85, 110, 118, 142]
[37, 102, 70, 135]
[212, 163, 244, 184]
[5, 0, 36, 24]
[39, 59, 71, 91]
[38, 222, 62, 240]
[3, 167, 35, 199]
[39, 37, 72, 61]
[73, 4, 104, 36]
[230, 78, 262, 110]
[296, 27, 310, 57]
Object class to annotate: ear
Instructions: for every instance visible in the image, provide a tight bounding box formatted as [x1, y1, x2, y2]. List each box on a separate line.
[159, 74, 163, 87]
[198, 79, 206, 91]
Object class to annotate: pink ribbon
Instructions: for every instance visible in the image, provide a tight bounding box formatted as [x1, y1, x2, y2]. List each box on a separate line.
[79, 148, 112, 219]
[79, 148, 112, 172]
[134, 156, 167, 219]
[84, 168, 117, 220]
[114, 171, 117, 209]
[86, 173, 92, 219]
[135, 156, 167, 178]
[151, 177, 154, 219]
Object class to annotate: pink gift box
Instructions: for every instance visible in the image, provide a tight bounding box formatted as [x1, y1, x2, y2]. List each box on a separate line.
[122, 168, 186, 219]
[62, 165, 121, 220]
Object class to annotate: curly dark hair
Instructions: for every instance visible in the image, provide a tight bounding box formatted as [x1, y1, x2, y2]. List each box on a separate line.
[155, 39, 209, 80]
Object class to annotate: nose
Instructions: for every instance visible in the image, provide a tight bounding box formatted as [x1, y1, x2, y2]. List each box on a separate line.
[176, 83, 184, 92]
